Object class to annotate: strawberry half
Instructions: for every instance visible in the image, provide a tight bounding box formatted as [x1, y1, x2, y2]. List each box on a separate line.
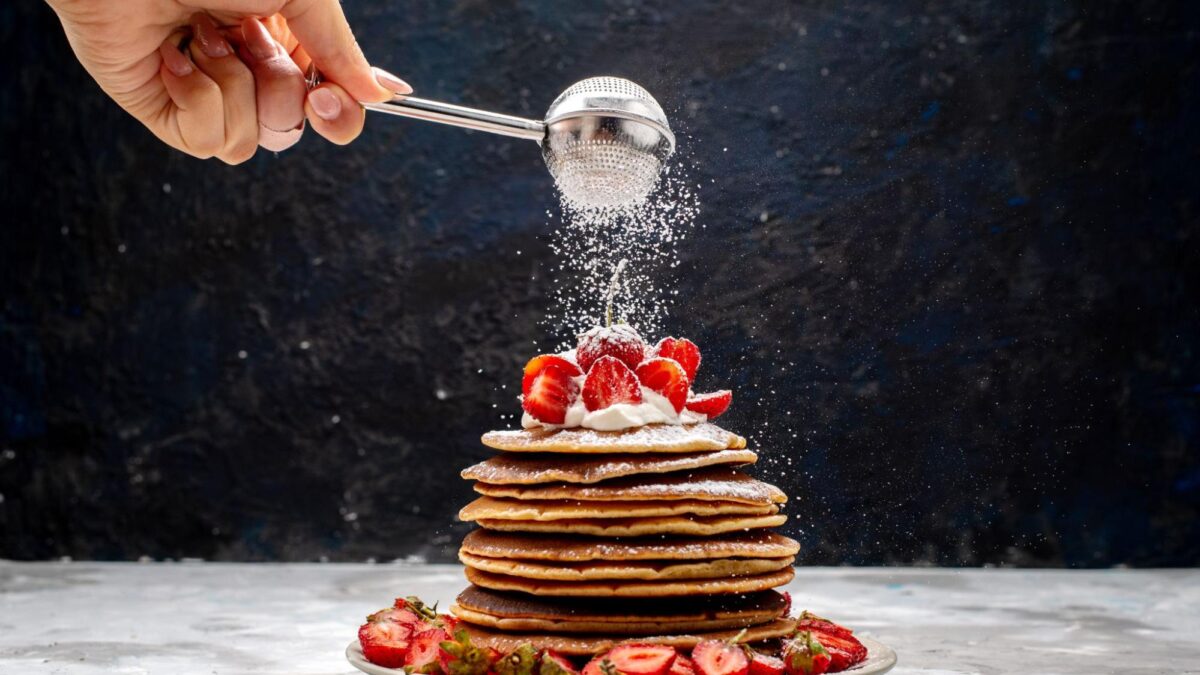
[523, 354, 582, 396]
[581, 656, 609, 675]
[523, 365, 580, 424]
[747, 653, 785, 675]
[636, 358, 689, 413]
[795, 612, 853, 640]
[654, 337, 701, 382]
[582, 356, 643, 411]
[691, 640, 749, 675]
[540, 650, 581, 675]
[406, 627, 451, 672]
[781, 632, 830, 675]
[809, 631, 866, 672]
[670, 653, 696, 675]
[685, 390, 732, 419]
[606, 643, 678, 675]
[358, 620, 412, 668]
[577, 325, 646, 372]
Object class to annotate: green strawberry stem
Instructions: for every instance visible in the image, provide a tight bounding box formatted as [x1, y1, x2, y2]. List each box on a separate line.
[605, 259, 628, 328]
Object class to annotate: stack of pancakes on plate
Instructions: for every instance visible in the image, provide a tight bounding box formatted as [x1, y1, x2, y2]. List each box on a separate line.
[450, 423, 799, 655]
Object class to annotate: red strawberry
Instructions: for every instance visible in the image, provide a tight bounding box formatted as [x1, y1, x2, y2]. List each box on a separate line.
[691, 640, 749, 675]
[670, 653, 695, 675]
[606, 644, 678, 675]
[635, 358, 689, 413]
[747, 653, 785, 675]
[523, 354, 582, 396]
[540, 650, 581, 675]
[406, 627, 451, 671]
[523, 366, 580, 424]
[808, 632, 866, 672]
[781, 632, 830, 675]
[581, 356, 643, 411]
[795, 612, 853, 640]
[654, 337, 701, 382]
[581, 656, 609, 675]
[577, 325, 646, 372]
[369, 607, 424, 627]
[441, 614, 463, 633]
[780, 592, 793, 620]
[358, 620, 412, 668]
[685, 390, 732, 419]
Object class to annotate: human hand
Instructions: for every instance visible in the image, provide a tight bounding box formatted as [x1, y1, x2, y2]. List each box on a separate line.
[45, 0, 412, 163]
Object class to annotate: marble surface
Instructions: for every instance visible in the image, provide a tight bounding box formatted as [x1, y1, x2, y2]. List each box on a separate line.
[0, 562, 1197, 674]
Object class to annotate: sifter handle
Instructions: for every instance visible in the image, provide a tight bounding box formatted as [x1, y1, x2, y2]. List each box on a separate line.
[362, 96, 546, 142]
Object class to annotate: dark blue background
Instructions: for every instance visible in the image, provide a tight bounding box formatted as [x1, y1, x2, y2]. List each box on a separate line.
[2, 1, 1198, 566]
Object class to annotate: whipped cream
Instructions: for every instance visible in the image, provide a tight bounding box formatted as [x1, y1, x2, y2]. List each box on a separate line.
[522, 374, 707, 431]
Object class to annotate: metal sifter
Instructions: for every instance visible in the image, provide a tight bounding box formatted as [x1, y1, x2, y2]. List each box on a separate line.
[360, 76, 675, 209]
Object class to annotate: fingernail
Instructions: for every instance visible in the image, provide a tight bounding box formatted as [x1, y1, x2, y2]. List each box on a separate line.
[161, 42, 194, 77]
[308, 88, 342, 121]
[373, 67, 412, 95]
[259, 122, 305, 152]
[243, 18, 278, 61]
[194, 15, 231, 58]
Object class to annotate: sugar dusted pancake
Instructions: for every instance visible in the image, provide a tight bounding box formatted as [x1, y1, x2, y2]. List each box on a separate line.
[481, 423, 746, 454]
[459, 620, 798, 656]
[459, 530, 802, 561]
[474, 467, 786, 506]
[464, 566, 795, 597]
[460, 449, 757, 485]
[459, 551, 795, 582]
[459, 496, 776, 522]
[475, 513, 788, 537]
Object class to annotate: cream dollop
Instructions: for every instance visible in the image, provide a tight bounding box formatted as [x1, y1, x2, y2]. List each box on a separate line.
[522, 378, 707, 431]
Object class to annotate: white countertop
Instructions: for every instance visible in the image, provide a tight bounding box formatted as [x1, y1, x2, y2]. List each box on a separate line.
[1, 562, 1197, 674]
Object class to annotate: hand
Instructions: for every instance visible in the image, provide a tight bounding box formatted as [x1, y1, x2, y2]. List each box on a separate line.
[45, 0, 412, 163]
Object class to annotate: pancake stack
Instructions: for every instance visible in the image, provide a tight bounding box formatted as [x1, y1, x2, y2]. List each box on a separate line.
[450, 422, 799, 655]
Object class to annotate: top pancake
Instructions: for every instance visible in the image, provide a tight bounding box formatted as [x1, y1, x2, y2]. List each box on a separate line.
[481, 423, 747, 454]
[474, 467, 787, 506]
[460, 529, 802, 561]
[460, 449, 757, 485]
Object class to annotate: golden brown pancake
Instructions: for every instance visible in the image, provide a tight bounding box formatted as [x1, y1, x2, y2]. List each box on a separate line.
[475, 513, 787, 537]
[459, 619, 798, 656]
[459, 496, 777, 522]
[474, 467, 786, 506]
[460, 449, 758, 485]
[464, 566, 795, 597]
[458, 551, 796, 582]
[459, 530, 802, 562]
[481, 424, 746, 454]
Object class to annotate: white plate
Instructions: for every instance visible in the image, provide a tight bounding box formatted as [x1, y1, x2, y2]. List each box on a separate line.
[346, 635, 896, 675]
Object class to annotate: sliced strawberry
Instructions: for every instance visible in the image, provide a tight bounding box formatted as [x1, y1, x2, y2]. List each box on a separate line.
[747, 653, 784, 675]
[441, 614, 463, 633]
[577, 325, 646, 372]
[654, 337, 701, 382]
[795, 612, 853, 640]
[581, 656, 609, 675]
[691, 640, 749, 675]
[540, 650, 581, 675]
[635, 358, 689, 413]
[670, 653, 695, 675]
[606, 643, 677, 675]
[780, 592, 793, 620]
[808, 631, 866, 672]
[369, 607, 424, 627]
[685, 390, 732, 419]
[581, 356, 643, 411]
[358, 620, 411, 668]
[523, 354, 583, 396]
[406, 627, 451, 672]
[781, 632, 830, 675]
[522, 365, 580, 424]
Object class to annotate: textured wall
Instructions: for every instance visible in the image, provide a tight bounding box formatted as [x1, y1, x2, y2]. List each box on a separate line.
[1, 0, 1197, 566]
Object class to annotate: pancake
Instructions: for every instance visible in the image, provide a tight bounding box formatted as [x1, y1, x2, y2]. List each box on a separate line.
[459, 619, 798, 656]
[459, 530, 802, 562]
[459, 496, 776, 522]
[459, 551, 796, 581]
[464, 566, 795, 597]
[481, 424, 746, 454]
[475, 468, 786, 506]
[475, 513, 788, 537]
[460, 449, 758, 485]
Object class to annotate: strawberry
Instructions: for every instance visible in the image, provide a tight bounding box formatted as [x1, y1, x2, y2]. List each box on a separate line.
[369, 607, 425, 628]
[581, 656, 612, 675]
[581, 356, 643, 411]
[540, 650, 581, 675]
[523, 355, 583, 396]
[406, 627, 451, 672]
[523, 365, 580, 424]
[781, 632, 830, 675]
[808, 632, 866, 672]
[794, 612, 853, 640]
[635, 358, 689, 413]
[654, 337, 701, 382]
[495, 643, 540, 675]
[669, 653, 695, 675]
[746, 653, 784, 675]
[606, 644, 678, 675]
[780, 592, 793, 620]
[438, 628, 496, 675]
[358, 620, 412, 668]
[685, 390, 732, 419]
[691, 640, 749, 675]
[577, 325, 646, 372]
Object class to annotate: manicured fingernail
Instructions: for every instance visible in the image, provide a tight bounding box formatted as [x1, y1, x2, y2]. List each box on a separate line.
[373, 67, 412, 95]
[243, 18, 278, 61]
[193, 15, 231, 58]
[160, 42, 194, 77]
[308, 88, 342, 121]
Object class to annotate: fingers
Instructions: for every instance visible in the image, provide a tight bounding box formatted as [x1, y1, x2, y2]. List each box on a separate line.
[158, 36, 226, 159]
[304, 81, 364, 145]
[279, 0, 398, 103]
[189, 14, 259, 164]
[238, 17, 305, 152]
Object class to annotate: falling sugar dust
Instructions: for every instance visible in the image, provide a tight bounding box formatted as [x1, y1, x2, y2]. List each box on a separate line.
[541, 163, 701, 348]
